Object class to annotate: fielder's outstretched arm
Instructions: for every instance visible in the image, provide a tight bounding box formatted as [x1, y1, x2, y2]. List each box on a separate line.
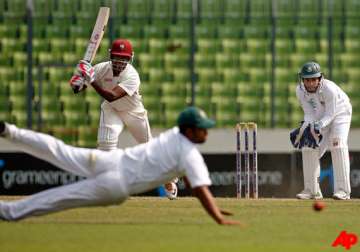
[192, 185, 242, 225]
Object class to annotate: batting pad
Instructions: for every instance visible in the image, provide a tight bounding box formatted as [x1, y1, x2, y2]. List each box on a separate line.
[97, 125, 122, 151]
[330, 138, 351, 194]
[97, 109, 124, 151]
[301, 147, 321, 195]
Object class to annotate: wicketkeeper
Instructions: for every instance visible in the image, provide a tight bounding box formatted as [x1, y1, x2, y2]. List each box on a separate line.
[290, 62, 352, 200]
[69, 38, 177, 199]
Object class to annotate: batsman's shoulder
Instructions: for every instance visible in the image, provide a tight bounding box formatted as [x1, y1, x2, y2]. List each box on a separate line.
[127, 63, 140, 75]
[94, 61, 111, 71]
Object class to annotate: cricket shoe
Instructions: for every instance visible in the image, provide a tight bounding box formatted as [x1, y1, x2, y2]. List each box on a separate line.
[0, 201, 10, 221]
[165, 182, 177, 200]
[333, 191, 350, 200]
[296, 189, 323, 200]
[165, 179, 178, 200]
[0, 121, 10, 138]
[0, 121, 6, 136]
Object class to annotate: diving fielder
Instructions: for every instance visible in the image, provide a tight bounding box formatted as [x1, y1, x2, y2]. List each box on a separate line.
[69, 39, 177, 199]
[291, 62, 352, 200]
[0, 107, 241, 225]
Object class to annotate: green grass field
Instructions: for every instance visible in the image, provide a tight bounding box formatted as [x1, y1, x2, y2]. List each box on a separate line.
[0, 197, 359, 252]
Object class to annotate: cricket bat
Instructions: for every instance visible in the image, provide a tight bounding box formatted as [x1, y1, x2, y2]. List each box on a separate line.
[71, 7, 109, 93]
[83, 7, 110, 63]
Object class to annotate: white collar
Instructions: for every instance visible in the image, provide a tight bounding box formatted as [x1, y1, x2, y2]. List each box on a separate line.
[300, 78, 324, 95]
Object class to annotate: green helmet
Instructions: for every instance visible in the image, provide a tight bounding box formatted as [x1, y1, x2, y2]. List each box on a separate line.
[299, 61, 322, 79]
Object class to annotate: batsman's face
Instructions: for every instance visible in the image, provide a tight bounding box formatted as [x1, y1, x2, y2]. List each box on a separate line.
[303, 77, 321, 93]
[111, 55, 130, 74]
[188, 128, 208, 144]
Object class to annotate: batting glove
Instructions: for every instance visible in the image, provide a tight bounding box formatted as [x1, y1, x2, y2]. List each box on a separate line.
[77, 60, 95, 84]
[69, 74, 87, 94]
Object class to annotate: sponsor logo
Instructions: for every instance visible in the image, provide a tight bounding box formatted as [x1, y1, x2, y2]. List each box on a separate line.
[350, 169, 360, 187]
[1, 170, 85, 189]
[177, 171, 283, 190]
[308, 98, 317, 109]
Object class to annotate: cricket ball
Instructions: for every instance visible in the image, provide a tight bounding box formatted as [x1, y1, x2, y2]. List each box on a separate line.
[313, 201, 325, 211]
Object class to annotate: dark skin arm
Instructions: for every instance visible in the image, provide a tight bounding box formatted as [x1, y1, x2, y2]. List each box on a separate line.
[191, 185, 243, 225]
[183, 177, 233, 217]
[91, 80, 128, 102]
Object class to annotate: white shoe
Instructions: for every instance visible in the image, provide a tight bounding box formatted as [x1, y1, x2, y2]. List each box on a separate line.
[0, 121, 11, 139]
[333, 191, 350, 200]
[165, 182, 178, 200]
[0, 201, 9, 221]
[296, 189, 323, 200]
[0, 121, 7, 137]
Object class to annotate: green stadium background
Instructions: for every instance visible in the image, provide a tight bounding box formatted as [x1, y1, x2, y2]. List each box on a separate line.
[1, 0, 360, 147]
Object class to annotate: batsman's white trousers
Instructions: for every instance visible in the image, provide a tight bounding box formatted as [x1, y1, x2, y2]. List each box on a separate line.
[97, 102, 151, 150]
[0, 125, 128, 220]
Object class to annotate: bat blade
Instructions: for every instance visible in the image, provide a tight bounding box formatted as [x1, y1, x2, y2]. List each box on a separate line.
[83, 7, 110, 63]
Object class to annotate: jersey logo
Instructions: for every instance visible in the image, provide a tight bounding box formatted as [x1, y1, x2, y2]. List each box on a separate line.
[308, 98, 317, 109]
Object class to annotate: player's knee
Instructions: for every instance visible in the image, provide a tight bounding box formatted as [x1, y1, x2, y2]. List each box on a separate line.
[134, 129, 152, 143]
[329, 137, 347, 150]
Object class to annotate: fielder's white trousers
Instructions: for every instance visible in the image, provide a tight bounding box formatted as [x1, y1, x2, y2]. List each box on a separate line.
[0, 124, 128, 220]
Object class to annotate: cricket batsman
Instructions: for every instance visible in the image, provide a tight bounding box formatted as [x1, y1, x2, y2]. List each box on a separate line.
[69, 38, 178, 199]
[290, 62, 352, 200]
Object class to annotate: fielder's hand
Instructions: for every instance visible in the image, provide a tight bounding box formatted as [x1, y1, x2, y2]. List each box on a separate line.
[69, 74, 87, 94]
[77, 60, 95, 84]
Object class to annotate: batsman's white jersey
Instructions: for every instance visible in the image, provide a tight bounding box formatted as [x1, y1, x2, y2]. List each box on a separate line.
[93, 61, 151, 150]
[296, 78, 352, 198]
[0, 125, 211, 220]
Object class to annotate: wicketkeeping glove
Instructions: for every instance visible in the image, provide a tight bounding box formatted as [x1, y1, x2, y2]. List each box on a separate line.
[311, 121, 323, 135]
[76, 60, 95, 84]
[289, 121, 308, 149]
[302, 124, 323, 149]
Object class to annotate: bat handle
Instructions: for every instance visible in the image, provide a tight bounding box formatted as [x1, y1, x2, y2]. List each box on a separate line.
[73, 86, 80, 94]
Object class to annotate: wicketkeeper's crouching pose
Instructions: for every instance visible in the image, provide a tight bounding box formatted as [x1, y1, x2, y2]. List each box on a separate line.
[0, 107, 241, 225]
[290, 62, 352, 200]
